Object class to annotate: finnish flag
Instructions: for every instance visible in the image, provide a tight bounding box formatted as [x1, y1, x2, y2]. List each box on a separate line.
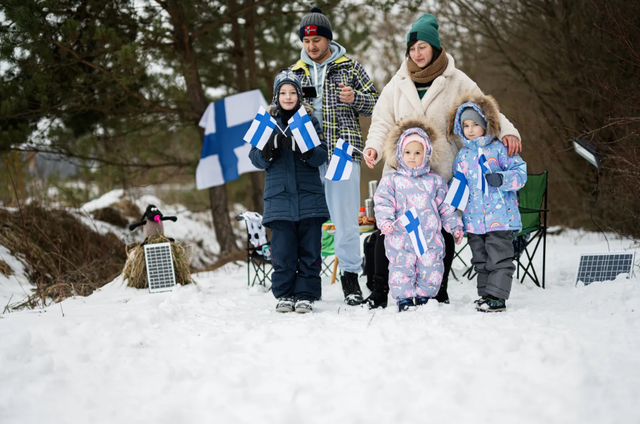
[243, 106, 277, 150]
[477, 148, 490, 197]
[444, 167, 470, 211]
[325, 138, 353, 181]
[288, 106, 321, 153]
[399, 207, 428, 257]
[197, 90, 267, 190]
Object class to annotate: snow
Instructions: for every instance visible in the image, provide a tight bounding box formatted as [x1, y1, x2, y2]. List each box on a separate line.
[1, 229, 639, 424]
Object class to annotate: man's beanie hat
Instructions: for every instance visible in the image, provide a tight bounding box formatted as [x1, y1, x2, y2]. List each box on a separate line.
[460, 107, 487, 130]
[299, 7, 333, 41]
[407, 13, 441, 50]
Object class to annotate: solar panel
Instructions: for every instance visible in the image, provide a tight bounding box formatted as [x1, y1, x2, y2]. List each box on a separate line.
[144, 242, 177, 293]
[575, 252, 636, 286]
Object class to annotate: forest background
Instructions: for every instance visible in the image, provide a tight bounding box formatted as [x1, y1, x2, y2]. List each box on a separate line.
[1, 0, 639, 262]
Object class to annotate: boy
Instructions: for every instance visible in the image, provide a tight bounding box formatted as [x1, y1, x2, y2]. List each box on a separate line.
[449, 93, 527, 312]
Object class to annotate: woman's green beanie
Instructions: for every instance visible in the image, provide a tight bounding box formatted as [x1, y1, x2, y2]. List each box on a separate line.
[407, 14, 441, 50]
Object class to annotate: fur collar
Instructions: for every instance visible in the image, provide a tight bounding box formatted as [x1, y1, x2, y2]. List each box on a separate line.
[267, 102, 313, 117]
[446, 92, 501, 138]
[383, 117, 443, 171]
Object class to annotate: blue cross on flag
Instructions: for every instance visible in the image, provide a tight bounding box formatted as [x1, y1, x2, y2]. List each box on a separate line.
[325, 138, 353, 181]
[288, 106, 321, 153]
[243, 106, 277, 150]
[197, 89, 267, 190]
[399, 207, 428, 257]
[444, 167, 470, 211]
[477, 148, 490, 197]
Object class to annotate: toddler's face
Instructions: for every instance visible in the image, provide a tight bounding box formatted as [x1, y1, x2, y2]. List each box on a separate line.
[402, 141, 425, 169]
[463, 119, 486, 139]
[278, 84, 299, 111]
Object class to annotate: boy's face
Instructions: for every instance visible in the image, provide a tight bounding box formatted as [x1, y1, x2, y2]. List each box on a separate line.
[302, 36, 331, 63]
[463, 119, 486, 140]
[402, 141, 425, 169]
[278, 84, 299, 111]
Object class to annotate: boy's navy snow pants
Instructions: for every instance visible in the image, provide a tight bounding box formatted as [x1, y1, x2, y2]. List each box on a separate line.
[269, 217, 324, 301]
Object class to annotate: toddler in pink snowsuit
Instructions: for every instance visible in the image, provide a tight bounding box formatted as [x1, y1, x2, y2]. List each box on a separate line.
[374, 118, 463, 312]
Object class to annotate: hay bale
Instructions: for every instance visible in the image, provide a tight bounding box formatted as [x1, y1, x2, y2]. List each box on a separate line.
[122, 234, 193, 289]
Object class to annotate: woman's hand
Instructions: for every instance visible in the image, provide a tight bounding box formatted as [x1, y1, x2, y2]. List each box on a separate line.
[363, 148, 378, 169]
[501, 135, 522, 157]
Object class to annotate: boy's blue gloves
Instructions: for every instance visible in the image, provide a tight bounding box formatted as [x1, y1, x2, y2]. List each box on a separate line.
[485, 173, 503, 187]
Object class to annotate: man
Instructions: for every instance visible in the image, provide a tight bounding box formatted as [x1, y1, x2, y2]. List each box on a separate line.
[289, 7, 379, 305]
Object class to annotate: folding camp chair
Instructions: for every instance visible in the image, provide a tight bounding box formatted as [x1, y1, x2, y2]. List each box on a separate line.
[451, 171, 548, 287]
[321, 224, 336, 276]
[321, 221, 340, 284]
[514, 171, 549, 288]
[236, 212, 272, 287]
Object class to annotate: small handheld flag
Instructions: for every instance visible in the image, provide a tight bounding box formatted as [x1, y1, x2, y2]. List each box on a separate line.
[243, 106, 278, 150]
[325, 138, 354, 181]
[477, 148, 490, 197]
[444, 167, 470, 211]
[399, 207, 428, 257]
[288, 106, 321, 153]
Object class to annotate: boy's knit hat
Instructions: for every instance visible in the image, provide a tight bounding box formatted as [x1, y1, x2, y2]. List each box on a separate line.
[407, 13, 441, 50]
[273, 70, 303, 109]
[299, 7, 333, 41]
[460, 107, 487, 129]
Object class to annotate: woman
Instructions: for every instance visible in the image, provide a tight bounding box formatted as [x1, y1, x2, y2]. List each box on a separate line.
[363, 13, 522, 308]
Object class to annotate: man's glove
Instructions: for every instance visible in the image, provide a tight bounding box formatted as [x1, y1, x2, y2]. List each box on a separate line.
[485, 173, 504, 187]
[262, 133, 282, 161]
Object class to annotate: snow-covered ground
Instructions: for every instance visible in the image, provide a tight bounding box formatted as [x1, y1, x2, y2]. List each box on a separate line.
[1, 229, 639, 424]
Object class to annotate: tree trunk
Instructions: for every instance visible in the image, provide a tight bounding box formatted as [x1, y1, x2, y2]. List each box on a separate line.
[165, 0, 238, 256]
[244, 0, 264, 213]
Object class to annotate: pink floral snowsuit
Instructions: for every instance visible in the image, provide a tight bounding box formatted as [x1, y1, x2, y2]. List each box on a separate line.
[374, 130, 463, 301]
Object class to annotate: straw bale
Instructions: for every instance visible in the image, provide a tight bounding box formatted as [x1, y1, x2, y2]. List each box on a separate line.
[122, 234, 193, 289]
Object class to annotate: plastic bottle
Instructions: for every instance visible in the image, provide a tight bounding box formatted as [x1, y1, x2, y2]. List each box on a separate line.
[359, 206, 366, 217]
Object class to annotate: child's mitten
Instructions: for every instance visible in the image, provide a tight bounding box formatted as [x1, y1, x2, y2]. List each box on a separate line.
[453, 229, 464, 245]
[262, 135, 281, 161]
[485, 173, 503, 187]
[380, 221, 395, 236]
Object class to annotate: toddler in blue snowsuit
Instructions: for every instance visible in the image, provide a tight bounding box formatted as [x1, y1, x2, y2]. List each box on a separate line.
[248, 70, 329, 314]
[449, 93, 527, 312]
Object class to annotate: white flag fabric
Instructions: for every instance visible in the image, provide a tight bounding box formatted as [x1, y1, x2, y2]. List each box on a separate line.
[444, 167, 470, 211]
[477, 147, 490, 197]
[243, 106, 277, 151]
[398, 207, 428, 256]
[196, 90, 266, 189]
[288, 106, 321, 153]
[325, 138, 354, 181]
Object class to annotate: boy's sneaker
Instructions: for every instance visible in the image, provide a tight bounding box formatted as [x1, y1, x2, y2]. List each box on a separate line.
[397, 298, 414, 312]
[294, 299, 313, 314]
[275, 297, 295, 313]
[415, 296, 429, 306]
[476, 297, 506, 313]
[474, 296, 489, 305]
